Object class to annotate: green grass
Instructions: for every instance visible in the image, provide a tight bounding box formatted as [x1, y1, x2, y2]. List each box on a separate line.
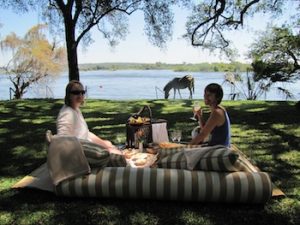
[0, 99, 299, 225]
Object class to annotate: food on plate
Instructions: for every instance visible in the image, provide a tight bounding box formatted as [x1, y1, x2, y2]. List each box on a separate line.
[131, 153, 148, 160]
[158, 142, 184, 149]
[131, 153, 149, 166]
[134, 158, 147, 166]
[123, 149, 139, 159]
[132, 153, 149, 166]
[126, 152, 157, 168]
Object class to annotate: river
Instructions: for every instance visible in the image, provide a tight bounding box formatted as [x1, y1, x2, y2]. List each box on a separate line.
[0, 70, 299, 100]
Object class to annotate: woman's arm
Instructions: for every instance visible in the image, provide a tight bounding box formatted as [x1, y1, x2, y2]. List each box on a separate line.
[88, 132, 114, 148]
[56, 107, 75, 136]
[88, 132, 122, 154]
[190, 109, 222, 145]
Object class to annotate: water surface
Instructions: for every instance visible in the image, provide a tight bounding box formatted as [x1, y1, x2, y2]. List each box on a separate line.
[0, 70, 299, 100]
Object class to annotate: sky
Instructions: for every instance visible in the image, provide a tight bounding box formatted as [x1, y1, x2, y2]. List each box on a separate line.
[0, 3, 295, 66]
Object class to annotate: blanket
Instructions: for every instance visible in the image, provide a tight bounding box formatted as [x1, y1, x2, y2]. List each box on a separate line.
[12, 163, 53, 192]
[47, 135, 91, 185]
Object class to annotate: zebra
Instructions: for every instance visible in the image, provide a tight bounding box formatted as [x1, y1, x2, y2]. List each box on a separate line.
[163, 75, 195, 99]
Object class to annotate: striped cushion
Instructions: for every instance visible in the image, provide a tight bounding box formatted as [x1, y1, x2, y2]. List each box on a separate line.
[107, 153, 127, 167]
[158, 146, 258, 173]
[158, 147, 241, 172]
[194, 148, 240, 171]
[55, 167, 272, 203]
[159, 144, 202, 157]
[157, 151, 187, 169]
[79, 139, 110, 168]
[159, 146, 185, 157]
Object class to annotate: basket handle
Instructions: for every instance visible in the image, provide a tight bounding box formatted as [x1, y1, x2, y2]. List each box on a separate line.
[136, 105, 152, 119]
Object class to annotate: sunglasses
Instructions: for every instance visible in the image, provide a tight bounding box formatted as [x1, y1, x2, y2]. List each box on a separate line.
[70, 90, 86, 95]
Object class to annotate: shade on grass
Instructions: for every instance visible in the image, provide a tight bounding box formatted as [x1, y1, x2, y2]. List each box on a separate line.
[0, 99, 299, 225]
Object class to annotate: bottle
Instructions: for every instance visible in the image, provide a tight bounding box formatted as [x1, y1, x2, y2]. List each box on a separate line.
[139, 142, 143, 152]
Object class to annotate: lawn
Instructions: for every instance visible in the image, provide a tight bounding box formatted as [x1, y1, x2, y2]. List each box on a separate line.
[0, 99, 299, 225]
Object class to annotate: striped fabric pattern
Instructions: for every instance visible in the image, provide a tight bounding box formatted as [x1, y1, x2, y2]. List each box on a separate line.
[159, 144, 202, 157]
[55, 167, 272, 203]
[195, 148, 240, 172]
[158, 148, 241, 172]
[159, 147, 185, 157]
[107, 153, 127, 167]
[158, 146, 257, 172]
[157, 152, 187, 169]
[79, 139, 110, 168]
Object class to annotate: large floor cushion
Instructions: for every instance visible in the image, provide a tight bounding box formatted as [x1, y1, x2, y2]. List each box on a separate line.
[55, 167, 272, 203]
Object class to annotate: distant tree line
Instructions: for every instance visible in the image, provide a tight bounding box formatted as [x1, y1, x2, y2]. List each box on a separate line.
[79, 62, 250, 72]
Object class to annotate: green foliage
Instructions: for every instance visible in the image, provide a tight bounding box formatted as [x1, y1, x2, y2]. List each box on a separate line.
[0, 24, 66, 99]
[247, 26, 300, 100]
[0, 0, 35, 12]
[79, 62, 250, 72]
[0, 99, 299, 225]
[184, 0, 297, 57]
[250, 26, 300, 83]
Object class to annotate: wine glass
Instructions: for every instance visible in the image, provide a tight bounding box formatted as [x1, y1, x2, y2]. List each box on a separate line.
[170, 131, 177, 142]
[190, 101, 201, 121]
[176, 130, 182, 143]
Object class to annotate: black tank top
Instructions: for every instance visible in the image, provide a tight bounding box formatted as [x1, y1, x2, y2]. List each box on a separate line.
[208, 108, 230, 147]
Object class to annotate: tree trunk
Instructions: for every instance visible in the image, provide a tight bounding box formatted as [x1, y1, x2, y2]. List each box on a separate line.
[13, 85, 23, 99]
[64, 16, 80, 81]
[14, 89, 22, 99]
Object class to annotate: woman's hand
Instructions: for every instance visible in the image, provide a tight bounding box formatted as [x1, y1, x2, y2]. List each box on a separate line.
[108, 146, 123, 155]
[193, 108, 203, 122]
[101, 140, 114, 148]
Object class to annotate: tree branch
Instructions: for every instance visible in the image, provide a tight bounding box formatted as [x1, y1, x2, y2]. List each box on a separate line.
[191, 0, 226, 46]
[221, 0, 260, 28]
[75, 0, 142, 47]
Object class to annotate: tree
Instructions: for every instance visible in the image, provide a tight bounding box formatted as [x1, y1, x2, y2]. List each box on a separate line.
[0, 24, 66, 99]
[249, 26, 299, 99]
[31, 0, 189, 81]
[184, 0, 297, 57]
[0, 0, 34, 12]
[223, 26, 300, 101]
[223, 71, 272, 100]
[250, 27, 300, 81]
[186, 0, 299, 100]
[1, 0, 190, 81]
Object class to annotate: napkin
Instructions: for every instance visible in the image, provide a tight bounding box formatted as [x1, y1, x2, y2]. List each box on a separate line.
[152, 123, 169, 143]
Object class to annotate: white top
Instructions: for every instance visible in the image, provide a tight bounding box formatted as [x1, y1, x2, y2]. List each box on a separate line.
[56, 105, 92, 141]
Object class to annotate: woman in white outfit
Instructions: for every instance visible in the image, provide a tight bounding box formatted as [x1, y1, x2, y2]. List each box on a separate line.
[57, 80, 122, 154]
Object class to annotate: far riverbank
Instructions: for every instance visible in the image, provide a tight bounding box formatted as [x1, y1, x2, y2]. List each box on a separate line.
[78, 62, 250, 72]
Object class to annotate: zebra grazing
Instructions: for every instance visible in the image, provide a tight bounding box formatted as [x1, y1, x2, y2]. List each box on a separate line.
[163, 75, 194, 99]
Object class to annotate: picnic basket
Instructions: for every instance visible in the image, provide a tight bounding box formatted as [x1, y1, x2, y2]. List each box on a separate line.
[126, 105, 167, 148]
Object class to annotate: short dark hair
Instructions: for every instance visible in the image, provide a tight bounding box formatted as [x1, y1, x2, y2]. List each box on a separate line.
[64, 80, 84, 106]
[205, 83, 223, 105]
